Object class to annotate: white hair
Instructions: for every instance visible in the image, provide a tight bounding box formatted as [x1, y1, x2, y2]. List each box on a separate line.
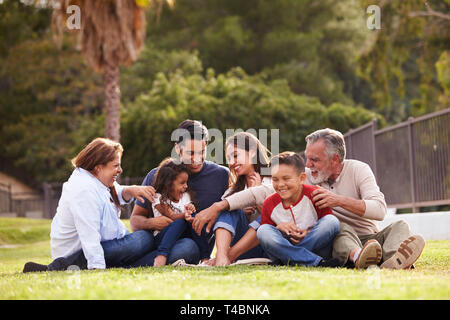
[305, 128, 346, 162]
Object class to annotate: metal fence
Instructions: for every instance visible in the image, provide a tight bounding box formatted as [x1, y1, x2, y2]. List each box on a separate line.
[1, 108, 448, 218]
[344, 108, 450, 212]
[0, 182, 45, 218]
[40, 176, 145, 219]
[0, 177, 145, 219]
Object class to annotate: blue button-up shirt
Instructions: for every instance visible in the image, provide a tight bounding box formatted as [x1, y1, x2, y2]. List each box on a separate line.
[50, 168, 130, 269]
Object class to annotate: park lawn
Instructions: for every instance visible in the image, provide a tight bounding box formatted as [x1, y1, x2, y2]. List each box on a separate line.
[0, 217, 449, 300]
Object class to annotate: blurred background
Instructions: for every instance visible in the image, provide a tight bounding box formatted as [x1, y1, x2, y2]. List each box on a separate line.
[0, 0, 448, 219]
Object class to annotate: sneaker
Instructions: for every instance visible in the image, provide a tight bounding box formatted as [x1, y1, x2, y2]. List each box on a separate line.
[23, 262, 49, 273]
[318, 258, 341, 268]
[354, 239, 382, 270]
[380, 235, 425, 270]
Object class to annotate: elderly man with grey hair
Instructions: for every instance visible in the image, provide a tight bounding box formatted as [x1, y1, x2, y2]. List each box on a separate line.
[302, 128, 424, 269]
[194, 128, 425, 269]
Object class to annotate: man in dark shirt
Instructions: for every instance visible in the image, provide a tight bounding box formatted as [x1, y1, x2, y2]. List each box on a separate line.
[130, 120, 229, 266]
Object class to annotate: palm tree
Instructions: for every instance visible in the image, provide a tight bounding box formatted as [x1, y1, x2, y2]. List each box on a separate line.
[53, 0, 174, 142]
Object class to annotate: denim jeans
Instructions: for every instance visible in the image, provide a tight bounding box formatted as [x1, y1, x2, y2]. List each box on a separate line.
[213, 209, 267, 260]
[154, 219, 210, 260]
[48, 230, 154, 270]
[130, 237, 200, 267]
[256, 214, 340, 266]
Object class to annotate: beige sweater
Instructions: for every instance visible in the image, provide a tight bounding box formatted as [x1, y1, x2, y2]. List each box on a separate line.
[226, 159, 386, 235]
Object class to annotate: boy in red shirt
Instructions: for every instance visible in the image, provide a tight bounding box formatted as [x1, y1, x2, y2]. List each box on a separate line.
[257, 152, 341, 267]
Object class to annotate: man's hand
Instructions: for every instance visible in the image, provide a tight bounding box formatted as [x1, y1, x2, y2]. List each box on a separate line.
[192, 200, 228, 235]
[311, 187, 342, 209]
[150, 216, 174, 231]
[123, 185, 156, 203]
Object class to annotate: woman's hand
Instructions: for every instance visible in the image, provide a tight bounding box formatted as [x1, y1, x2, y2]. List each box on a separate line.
[123, 185, 156, 203]
[247, 172, 262, 188]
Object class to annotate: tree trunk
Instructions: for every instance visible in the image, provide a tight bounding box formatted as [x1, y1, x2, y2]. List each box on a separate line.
[104, 63, 121, 142]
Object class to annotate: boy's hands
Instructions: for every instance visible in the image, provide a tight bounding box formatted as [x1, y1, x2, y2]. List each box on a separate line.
[288, 229, 309, 245]
[276, 222, 309, 245]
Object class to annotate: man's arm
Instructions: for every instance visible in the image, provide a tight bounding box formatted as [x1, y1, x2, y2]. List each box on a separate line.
[130, 204, 173, 232]
[357, 167, 387, 220]
[191, 199, 229, 235]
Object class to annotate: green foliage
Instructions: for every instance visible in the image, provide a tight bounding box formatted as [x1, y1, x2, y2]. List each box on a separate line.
[120, 68, 381, 177]
[357, 0, 450, 122]
[435, 51, 450, 107]
[0, 34, 104, 186]
[146, 0, 369, 106]
[0, 0, 51, 57]
[120, 44, 203, 103]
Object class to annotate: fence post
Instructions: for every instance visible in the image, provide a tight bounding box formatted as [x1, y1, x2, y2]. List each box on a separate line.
[371, 118, 378, 181]
[8, 183, 13, 213]
[407, 117, 418, 213]
[43, 182, 52, 219]
[347, 129, 353, 159]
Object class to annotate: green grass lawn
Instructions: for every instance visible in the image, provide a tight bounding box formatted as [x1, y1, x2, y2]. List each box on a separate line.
[0, 217, 449, 300]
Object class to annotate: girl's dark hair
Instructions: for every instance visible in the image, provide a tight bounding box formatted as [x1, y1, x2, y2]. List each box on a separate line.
[152, 157, 195, 205]
[270, 151, 305, 174]
[225, 132, 271, 197]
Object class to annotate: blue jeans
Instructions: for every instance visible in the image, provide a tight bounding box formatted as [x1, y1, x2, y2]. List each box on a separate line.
[213, 209, 267, 260]
[256, 215, 340, 266]
[48, 230, 154, 270]
[130, 237, 200, 267]
[154, 219, 210, 260]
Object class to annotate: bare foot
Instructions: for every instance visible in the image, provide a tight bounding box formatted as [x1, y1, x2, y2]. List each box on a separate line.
[154, 255, 167, 267]
[214, 253, 230, 266]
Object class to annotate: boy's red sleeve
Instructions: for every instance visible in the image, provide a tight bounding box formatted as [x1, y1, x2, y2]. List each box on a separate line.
[261, 197, 277, 227]
[315, 204, 333, 219]
[304, 184, 334, 220]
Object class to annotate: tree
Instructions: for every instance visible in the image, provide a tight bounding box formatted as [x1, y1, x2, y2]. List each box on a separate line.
[121, 67, 384, 176]
[52, 0, 166, 141]
[357, 0, 450, 123]
[143, 0, 371, 107]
